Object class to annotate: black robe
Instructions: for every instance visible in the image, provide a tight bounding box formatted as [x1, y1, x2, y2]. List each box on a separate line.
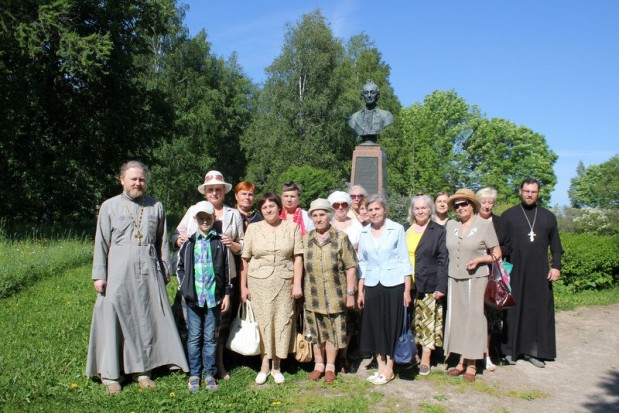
[500, 202, 563, 360]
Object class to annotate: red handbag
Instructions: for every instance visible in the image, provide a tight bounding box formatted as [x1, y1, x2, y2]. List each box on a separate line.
[484, 258, 516, 310]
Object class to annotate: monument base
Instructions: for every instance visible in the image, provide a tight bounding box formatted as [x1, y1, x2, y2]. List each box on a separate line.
[351, 144, 387, 197]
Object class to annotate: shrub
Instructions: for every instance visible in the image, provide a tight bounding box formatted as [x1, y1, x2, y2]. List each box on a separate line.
[560, 233, 619, 291]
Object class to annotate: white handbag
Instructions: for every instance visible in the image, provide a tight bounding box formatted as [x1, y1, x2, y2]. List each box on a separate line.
[226, 300, 261, 356]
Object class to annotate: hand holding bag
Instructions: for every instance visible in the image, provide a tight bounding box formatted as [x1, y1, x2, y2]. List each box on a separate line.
[294, 308, 313, 363]
[394, 305, 416, 364]
[226, 300, 261, 356]
[484, 256, 516, 310]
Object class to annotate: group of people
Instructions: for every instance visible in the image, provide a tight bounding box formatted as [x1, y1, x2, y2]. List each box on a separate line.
[85, 160, 563, 394]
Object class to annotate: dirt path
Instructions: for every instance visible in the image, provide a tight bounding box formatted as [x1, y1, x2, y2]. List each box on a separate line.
[354, 304, 619, 413]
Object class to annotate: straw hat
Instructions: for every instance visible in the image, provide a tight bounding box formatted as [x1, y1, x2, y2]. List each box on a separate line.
[448, 188, 481, 213]
[197, 170, 232, 194]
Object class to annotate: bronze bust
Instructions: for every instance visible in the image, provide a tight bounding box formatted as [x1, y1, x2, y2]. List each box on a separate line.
[348, 80, 393, 144]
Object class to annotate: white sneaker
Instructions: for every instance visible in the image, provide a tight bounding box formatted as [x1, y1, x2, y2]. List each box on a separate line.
[486, 357, 496, 372]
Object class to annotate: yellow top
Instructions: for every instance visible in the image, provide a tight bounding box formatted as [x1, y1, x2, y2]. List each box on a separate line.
[405, 229, 423, 283]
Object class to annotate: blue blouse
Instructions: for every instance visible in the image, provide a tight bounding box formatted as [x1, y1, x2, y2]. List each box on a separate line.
[358, 218, 414, 287]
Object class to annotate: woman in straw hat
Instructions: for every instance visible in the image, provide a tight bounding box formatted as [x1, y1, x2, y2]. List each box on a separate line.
[443, 188, 501, 382]
[173, 170, 244, 380]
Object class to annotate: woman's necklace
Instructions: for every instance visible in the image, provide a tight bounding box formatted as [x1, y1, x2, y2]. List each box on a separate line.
[123, 198, 145, 244]
[520, 204, 538, 242]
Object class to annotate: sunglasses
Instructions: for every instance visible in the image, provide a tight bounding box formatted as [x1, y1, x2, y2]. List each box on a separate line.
[332, 202, 349, 209]
[454, 201, 470, 209]
[350, 194, 364, 199]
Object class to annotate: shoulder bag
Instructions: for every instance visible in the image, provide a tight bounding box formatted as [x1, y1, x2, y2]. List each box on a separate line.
[484, 255, 516, 310]
[226, 300, 261, 356]
[394, 305, 416, 364]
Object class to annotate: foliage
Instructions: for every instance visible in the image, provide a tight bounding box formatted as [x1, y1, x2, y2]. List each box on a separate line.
[387, 90, 558, 206]
[242, 11, 399, 192]
[148, 31, 255, 216]
[554, 207, 619, 236]
[568, 155, 619, 208]
[554, 284, 619, 311]
[464, 118, 558, 205]
[0, 237, 91, 298]
[559, 233, 619, 292]
[276, 165, 344, 209]
[1, 0, 181, 224]
[387, 90, 478, 196]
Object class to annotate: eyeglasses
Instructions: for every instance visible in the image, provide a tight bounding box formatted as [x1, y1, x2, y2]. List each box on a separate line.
[204, 174, 224, 182]
[332, 202, 349, 209]
[350, 194, 364, 199]
[454, 201, 470, 209]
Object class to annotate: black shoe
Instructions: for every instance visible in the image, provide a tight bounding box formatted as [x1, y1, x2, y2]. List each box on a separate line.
[523, 355, 545, 368]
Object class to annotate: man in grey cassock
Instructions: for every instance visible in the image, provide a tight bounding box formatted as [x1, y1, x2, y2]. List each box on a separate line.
[85, 161, 188, 395]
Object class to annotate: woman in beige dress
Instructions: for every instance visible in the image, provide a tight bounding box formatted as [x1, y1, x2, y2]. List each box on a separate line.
[240, 193, 303, 385]
[444, 189, 501, 382]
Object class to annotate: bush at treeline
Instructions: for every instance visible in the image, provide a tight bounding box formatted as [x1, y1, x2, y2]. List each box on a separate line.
[560, 233, 619, 292]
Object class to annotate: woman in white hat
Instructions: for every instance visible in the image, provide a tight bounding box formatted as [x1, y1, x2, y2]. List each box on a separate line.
[328, 191, 363, 253]
[173, 170, 244, 380]
[444, 188, 501, 382]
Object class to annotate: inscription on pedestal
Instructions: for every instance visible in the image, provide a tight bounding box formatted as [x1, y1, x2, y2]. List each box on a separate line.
[354, 157, 379, 195]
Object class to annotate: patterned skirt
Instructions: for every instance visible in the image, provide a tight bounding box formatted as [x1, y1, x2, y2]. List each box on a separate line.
[414, 293, 444, 350]
[304, 309, 347, 349]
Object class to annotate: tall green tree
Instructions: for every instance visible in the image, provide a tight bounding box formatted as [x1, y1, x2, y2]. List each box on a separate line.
[0, 0, 180, 224]
[148, 31, 255, 216]
[387, 90, 479, 196]
[241, 11, 398, 193]
[464, 117, 558, 205]
[568, 155, 619, 208]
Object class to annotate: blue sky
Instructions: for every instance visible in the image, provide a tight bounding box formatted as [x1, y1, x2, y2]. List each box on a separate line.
[181, 0, 618, 206]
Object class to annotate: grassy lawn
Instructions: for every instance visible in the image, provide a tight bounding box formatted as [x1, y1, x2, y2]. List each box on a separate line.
[0, 239, 617, 412]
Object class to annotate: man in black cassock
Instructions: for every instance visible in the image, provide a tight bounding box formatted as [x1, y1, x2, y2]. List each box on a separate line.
[500, 178, 563, 368]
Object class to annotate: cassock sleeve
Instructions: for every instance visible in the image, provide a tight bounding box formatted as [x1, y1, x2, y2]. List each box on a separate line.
[92, 201, 111, 281]
[548, 213, 563, 271]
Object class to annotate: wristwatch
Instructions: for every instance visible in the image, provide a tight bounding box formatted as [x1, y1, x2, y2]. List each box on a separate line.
[346, 290, 355, 297]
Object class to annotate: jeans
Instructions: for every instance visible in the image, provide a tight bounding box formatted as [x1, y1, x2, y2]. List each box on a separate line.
[186, 304, 221, 378]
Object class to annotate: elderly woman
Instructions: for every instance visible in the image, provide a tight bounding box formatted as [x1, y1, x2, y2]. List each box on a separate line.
[444, 189, 501, 382]
[433, 191, 451, 226]
[328, 191, 363, 251]
[280, 182, 314, 235]
[357, 194, 413, 385]
[476, 187, 511, 371]
[173, 170, 244, 380]
[303, 199, 357, 383]
[404, 194, 448, 376]
[348, 185, 369, 225]
[240, 193, 303, 385]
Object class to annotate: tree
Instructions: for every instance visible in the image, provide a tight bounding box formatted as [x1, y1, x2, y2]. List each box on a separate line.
[568, 155, 619, 208]
[464, 118, 558, 205]
[0, 0, 180, 224]
[241, 11, 398, 193]
[386, 90, 479, 196]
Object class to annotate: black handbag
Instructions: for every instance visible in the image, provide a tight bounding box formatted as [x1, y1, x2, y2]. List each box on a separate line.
[394, 305, 415, 364]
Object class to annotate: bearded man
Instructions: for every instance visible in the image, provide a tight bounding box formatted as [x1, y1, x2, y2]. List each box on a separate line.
[500, 179, 563, 368]
[85, 161, 188, 394]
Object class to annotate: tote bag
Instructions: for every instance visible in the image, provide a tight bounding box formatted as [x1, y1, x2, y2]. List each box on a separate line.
[394, 305, 416, 364]
[226, 300, 261, 356]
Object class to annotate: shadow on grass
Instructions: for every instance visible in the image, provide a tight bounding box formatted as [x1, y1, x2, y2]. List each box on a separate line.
[582, 370, 619, 413]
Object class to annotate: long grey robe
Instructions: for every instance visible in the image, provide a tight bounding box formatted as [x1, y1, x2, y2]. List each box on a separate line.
[85, 193, 188, 380]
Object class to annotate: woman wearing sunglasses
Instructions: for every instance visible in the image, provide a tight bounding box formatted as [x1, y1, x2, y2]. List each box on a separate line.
[328, 191, 363, 252]
[443, 189, 501, 382]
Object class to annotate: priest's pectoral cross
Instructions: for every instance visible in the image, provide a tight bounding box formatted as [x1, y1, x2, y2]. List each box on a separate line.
[528, 230, 536, 242]
[135, 231, 143, 245]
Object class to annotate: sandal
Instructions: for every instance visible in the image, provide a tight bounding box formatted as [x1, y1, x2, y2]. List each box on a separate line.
[366, 372, 380, 382]
[463, 365, 477, 382]
[373, 373, 395, 385]
[447, 366, 465, 376]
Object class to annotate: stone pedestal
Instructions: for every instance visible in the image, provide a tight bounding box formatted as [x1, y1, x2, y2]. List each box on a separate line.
[351, 143, 387, 196]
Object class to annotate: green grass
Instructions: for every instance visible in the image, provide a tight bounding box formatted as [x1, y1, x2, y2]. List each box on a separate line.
[554, 284, 619, 311]
[0, 238, 92, 298]
[1, 238, 618, 412]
